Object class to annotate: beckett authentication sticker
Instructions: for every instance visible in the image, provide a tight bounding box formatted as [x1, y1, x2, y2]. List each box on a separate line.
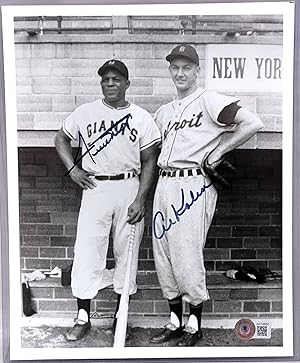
[235, 319, 272, 341]
[235, 319, 256, 341]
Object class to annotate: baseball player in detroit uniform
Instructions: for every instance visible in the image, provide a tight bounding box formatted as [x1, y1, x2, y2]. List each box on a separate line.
[54, 59, 160, 341]
[150, 44, 263, 346]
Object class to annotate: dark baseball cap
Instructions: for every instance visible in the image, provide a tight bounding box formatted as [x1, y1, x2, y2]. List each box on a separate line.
[98, 59, 129, 79]
[166, 44, 199, 65]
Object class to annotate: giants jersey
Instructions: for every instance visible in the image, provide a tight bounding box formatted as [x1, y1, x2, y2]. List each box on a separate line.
[155, 88, 240, 170]
[63, 99, 161, 175]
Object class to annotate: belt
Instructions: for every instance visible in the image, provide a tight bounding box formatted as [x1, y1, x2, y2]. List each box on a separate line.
[94, 172, 135, 181]
[160, 168, 202, 178]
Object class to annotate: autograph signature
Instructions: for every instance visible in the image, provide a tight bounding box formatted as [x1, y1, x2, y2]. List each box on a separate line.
[153, 182, 213, 240]
[65, 113, 132, 175]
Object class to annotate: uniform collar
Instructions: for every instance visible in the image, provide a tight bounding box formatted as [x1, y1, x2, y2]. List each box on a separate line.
[102, 99, 131, 110]
[173, 87, 206, 108]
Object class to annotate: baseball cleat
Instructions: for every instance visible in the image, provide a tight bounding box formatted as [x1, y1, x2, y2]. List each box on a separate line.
[150, 323, 185, 343]
[65, 320, 91, 341]
[176, 326, 203, 347]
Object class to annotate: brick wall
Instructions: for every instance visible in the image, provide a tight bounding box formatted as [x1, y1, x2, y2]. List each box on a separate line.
[19, 148, 282, 274]
[15, 32, 282, 148]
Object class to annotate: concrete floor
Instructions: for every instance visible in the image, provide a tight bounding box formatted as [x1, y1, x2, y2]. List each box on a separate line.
[21, 314, 283, 348]
[21, 325, 283, 348]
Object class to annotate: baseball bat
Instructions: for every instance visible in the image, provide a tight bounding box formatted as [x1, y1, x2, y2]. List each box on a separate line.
[113, 224, 136, 347]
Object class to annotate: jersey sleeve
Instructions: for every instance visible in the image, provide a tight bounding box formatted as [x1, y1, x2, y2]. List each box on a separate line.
[140, 112, 161, 151]
[217, 103, 241, 125]
[203, 90, 240, 126]
[62, 108, 81, 141]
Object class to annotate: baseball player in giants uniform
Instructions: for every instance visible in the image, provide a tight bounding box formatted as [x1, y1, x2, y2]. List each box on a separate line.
[150, 44, 263, 346]
[55, 59, 160, 341]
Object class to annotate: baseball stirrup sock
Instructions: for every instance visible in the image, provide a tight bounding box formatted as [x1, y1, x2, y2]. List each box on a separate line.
[168, 296, 183, 327]
[77, 298, 91, 322]
[188, 302, 203, 331]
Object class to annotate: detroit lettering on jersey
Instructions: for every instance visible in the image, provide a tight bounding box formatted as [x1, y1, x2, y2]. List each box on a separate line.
[156, 88, 240, 170]
[163, 111, 203, 140]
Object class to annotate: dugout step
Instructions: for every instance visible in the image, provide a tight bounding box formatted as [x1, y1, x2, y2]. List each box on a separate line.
[28, 272, 282, 290]
[26, 272, 282, 317]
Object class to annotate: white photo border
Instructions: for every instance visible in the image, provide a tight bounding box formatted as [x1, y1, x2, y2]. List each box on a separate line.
[1, 1, 295, 360]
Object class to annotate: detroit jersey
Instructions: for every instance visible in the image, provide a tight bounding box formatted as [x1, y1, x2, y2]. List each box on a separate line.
[63, 99, 161, 175]
[155, 88, 240, 170]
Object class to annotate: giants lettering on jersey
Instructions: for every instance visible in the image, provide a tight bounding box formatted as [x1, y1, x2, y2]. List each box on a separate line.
[86, 114, 138, 143]
[163, 111, 203, 140]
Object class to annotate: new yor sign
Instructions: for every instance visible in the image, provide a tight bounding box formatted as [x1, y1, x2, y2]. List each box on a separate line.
[206, 44, 282, 92]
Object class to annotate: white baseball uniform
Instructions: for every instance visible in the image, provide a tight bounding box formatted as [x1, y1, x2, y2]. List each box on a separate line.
[63, 99, 160, 300]
[152, 87, 240, 306]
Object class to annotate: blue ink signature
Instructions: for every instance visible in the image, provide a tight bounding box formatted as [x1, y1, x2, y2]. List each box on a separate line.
[65, 113, 132, 175]
[153, 182, 213, 239]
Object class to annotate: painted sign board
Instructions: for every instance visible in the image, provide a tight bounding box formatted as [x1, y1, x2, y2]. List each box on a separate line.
[206, 44, 282, 92]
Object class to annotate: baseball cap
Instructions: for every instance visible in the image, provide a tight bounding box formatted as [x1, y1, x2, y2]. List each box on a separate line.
[98, 59, 129, 79]
[166, 44, 199, 65]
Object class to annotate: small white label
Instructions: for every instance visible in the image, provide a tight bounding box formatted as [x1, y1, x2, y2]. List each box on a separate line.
[252, 320, 272, 339]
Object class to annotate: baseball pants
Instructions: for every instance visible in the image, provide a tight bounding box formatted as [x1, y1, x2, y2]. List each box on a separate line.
[152, 174, 218, 306]
[71, 177, 143, 300]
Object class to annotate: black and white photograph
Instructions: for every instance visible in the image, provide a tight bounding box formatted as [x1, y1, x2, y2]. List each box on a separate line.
[1, 1, 295, 360]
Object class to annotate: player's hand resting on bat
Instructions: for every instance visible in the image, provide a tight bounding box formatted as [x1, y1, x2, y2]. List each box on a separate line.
[127, 197, 145, 224]
[69, 166, 97, 190]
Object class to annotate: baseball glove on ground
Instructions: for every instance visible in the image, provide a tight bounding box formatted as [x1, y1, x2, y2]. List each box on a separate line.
[203, 156, 235, 189]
